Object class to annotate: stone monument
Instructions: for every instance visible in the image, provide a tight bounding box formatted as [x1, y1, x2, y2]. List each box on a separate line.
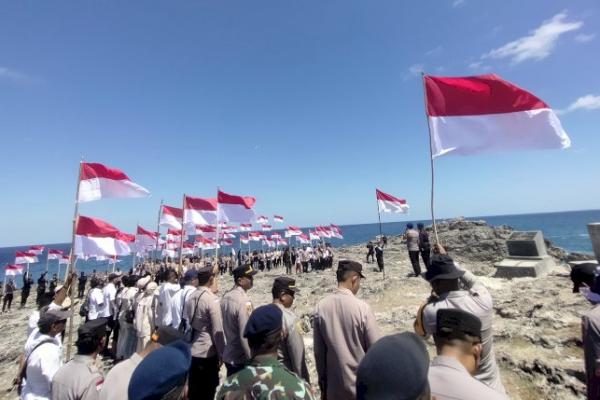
[494, 231, 555, 278]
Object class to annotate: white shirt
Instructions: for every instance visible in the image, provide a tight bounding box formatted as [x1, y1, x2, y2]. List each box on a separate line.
[157, 282, 181, 327]
[100, 283, 117, 318]
[87, 288, 105, 320]
[170, 285, 197, 329]
[21, 334, 63, 400]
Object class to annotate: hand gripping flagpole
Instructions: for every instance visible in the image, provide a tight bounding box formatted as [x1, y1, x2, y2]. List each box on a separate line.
[422, 72, 440, 244]
[66, 159, 83, 361]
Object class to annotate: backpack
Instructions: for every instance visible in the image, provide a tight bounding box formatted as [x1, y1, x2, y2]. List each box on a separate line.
[14, 339, 55, 395]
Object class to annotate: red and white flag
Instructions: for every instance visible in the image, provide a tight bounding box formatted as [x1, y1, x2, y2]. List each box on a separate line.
[296, 234, 309, 244]
[15, 251, 38, 264]
[5, 264, 24, 276]
[136, 226, 159, 249]
[77, 162, 150, 203]
[222, 232, 236, 239]
[376, 189, 409, 213]
[330, 229, 343, 239]
[424, 74, 570, 158]
[256, 215, 268, 224]
[47, 249, 64, 260]
[239, 223, 252, 232]
[160, 205, 183, 230]
[196, 225, 217, 239]
[217, 190, 256, 223]
[276, 238, 287, 246]
[223, 225, 239, 232]
[163, 249, 177, 258]
[220, 239, 234, 246]
[74, 215, 133, 257]
[273, 215, 284, 223]
[261, 224, 272, 231]
[330, 224, 341, 232]
[29, 245, 45, 255]
[309, 231, 321, 241]
[250, 232, 262, 242]
[240, 235, 249, 245]
[263, 239, 275, 248]
[184, 196, 218, 226]
[270, 233, 282, 240]
[316, 226, 332, 238]
[285, 226, 302, 238]
[58, 255, 69, 265]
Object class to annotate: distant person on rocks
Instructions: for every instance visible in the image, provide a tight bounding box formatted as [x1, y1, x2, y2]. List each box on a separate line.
[404, 224, 421, 277]
[356, 332, 430, 400]
[366, 241, 374, 263]
[217, 304, 315, 400]
[100, 326, 183, 400]
[221, 264, 257, 376]
[418, 223, 431, 270]
[3, 279, 16, 312]
[375, 242, 384, 273]
[22, 273, 33, 307]
[37, 273, 48, 305]
[51, 319, 106, 400]
[48, 274, 58, 294]
[414, 245, 505, 394]
[429, 309, 507, 400]
[314, 260, 380, 399]
[78, 272, 87, 299]
[283, 247, 293, 275]
[272, 277, 310, 382]
[581, 275, 600, 400]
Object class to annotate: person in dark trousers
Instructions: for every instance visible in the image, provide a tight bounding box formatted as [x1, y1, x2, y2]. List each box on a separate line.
[78, 271, 88, 298]
[418, 223, 431, 270]
[366, 241, 375, 263]
[36, 272, 47, 305]
[21, 273, 33, 307]
[375, 243, 384, 273]
[2, 279, 16, 312]
[283, 247, 292, 275]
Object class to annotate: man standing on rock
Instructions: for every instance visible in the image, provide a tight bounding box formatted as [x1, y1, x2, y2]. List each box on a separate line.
[404, 223, 421, 277]
[221, 264, 257, 376]
[581, 277, 600, 400]
[374, 242, 384, 273]
[414, 245, 506, 394]
[418, 223, 431, 270]
[22, 272, 33, 307]
[314, 260, 380, 399]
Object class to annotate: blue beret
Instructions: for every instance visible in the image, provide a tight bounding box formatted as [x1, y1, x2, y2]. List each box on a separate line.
[356, 333, 429, 400]
[183, 269, 198, 281]
[243, 304, 283, 339]
[128, 340, 192, 400]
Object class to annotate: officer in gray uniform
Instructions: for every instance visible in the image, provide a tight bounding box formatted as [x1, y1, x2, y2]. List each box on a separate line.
[52, 319, 106, 400]
[429, 309, 508, 400]
[221, 264, 257, 376]
[272, 276, 310, 382]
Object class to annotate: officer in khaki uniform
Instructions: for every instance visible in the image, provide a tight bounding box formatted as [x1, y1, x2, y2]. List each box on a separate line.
[272, 277, 310, 382]
[429, 309, 508, 400]
[221, 264, 257, 376]
[313, 260, 380, 400]
[186, 265, 226, 400]
[52, 319, 106, 400]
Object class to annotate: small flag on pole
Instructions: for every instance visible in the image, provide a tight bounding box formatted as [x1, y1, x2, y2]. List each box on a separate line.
[217, 190, 257, 223]
[5, 264, 24, 276]
[376, 189, 409, 213]
[29, 246, 45, 255]
[47, 249, 64, 260]
[274, 215, 284, 223]
[160, 205, 183, 230]
[15, 252, 38, 264]
[77, 162, 150, 202]
[183, 196, 218, 226]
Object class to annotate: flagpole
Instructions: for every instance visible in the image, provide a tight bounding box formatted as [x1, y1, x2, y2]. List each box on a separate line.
[179, 194, 185, 274]
[376, 190, 383, 238]
[65, 159, 83, 361]
[215, 187, 220, 265]
[45, 252, 49, 273]
[422, 72, 440, 244]
[155, 200, 163, 264]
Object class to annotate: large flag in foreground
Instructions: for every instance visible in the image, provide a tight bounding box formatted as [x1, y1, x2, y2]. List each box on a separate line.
[376, 189, 409, 213]
[184, 196, 218, 226]
[78, 162, 150, 202]
[136, 226, 159, 249]
[217, 190, 256, 223]
[74, 215, 133, 257]
[160, 205, 183, 230]
[424, 74, 571, 158]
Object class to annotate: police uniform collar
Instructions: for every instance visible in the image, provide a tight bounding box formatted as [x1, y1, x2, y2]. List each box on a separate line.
[336, 287, 354, 296]
[431, 355, 469, 373]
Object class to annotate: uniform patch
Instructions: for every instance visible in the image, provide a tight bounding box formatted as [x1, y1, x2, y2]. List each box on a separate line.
[245, 301, 253, 315]
[95, 378, 104, 391]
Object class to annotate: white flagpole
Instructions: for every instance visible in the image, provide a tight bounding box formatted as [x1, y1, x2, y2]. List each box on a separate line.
[422, 72, 439, 244]
[45, 252, 49, 273]
[215, 187, 220, 265]
[179, 194, 185, 274]
[155, 200, 163, 264]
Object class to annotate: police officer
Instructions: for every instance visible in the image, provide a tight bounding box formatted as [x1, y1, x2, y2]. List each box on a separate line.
[221, 264, 257, 376]
[216, 304, 315, 399]
[313, 260, 380, 399]
[52, 319, 106, 400]
[429, 309, 507, 399]
[186, 265, 226, 400]
[272, 277, 310, 382]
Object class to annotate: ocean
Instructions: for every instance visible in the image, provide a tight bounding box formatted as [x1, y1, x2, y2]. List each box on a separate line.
[2, 209, 599, 285]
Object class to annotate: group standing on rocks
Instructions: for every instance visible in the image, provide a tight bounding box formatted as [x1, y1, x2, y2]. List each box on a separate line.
[7, 224, 520, 400]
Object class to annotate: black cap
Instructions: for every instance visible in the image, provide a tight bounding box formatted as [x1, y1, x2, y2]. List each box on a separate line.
[197, 266, 214, 281]
[243, 304, 283, 339]
[356, 333, 429, 400]
[436, 309, 482, 341]
[151, 326, 185, 346]
[425, 254, 465, 282]
[338, 260, 366, 279]
[78, 318, 107, 339]
[233, 264, 258, 280]
[183, 269, 199, 282]
[272, 277, 299, 295]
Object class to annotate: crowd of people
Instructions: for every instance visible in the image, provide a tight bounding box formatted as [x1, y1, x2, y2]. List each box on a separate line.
[7, 234, 523, 400]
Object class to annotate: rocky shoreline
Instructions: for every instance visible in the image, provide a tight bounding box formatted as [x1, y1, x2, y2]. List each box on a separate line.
[0, 218, 595, 399]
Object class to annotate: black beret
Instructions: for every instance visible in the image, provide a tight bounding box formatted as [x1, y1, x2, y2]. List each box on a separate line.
[356, 333, 429, 400]
[233, 264, 258, 280]
[425, 254, 464, 282]
[338, 260, 366, 279]
[78, 318, 107, 339]
[243, 304, 283, 339]
[272, 277, 299, 294]
[436, 309, 482, 341]
[151, 326, 185, 346]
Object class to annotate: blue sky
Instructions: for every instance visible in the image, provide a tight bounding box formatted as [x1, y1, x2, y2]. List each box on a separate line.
[1, 0, 599, 247]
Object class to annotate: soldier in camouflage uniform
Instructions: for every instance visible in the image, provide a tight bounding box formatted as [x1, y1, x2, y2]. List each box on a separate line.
[216, 304, 315, 400]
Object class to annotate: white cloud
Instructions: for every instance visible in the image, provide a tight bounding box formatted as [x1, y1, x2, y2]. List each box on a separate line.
[560, 94, 600, 114]
[575, 33, 595, 43]
[452, 0, 465, 8]
[425, 46, 443, 57]
[0, 67, 39, 84]
[483, 12, 583, 64]
[468, 61, 492, 71]
[403, 63, 424, 81]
